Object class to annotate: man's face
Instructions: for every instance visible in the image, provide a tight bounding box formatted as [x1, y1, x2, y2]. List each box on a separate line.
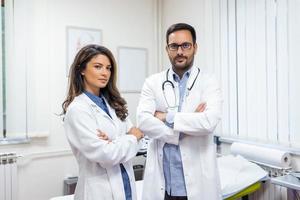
[166, 30, 197, 71]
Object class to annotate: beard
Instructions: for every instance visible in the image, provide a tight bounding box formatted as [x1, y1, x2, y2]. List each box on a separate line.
[170, 55, 194, 71]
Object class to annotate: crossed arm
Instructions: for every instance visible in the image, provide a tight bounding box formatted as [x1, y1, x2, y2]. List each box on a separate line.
[154, 102, 207, 122]
[97, 127, 144, 142]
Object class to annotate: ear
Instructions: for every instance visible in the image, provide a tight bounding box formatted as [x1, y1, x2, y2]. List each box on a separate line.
[81, 72, 85, 76]
[193, 43, 198, 54]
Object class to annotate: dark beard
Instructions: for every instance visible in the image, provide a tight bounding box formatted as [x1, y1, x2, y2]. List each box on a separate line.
[171, 56, 194, 75]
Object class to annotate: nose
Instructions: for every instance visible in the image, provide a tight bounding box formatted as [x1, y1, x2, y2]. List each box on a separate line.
[176, 47, 184, 55]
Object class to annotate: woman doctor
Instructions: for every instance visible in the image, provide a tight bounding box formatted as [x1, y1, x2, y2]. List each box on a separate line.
[62, 44, 144, 200]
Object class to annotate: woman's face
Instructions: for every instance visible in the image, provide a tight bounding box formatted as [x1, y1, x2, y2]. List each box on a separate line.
[81, 54, 112, 96]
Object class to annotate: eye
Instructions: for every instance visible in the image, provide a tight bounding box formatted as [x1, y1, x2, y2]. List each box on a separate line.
[168, 43, 178, 51]
[94, 65, 102, 69]
[182, 42, 192, 49]
[106, 65, 112, 70]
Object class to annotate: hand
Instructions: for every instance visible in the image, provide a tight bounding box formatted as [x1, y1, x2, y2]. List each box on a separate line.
[97, 129, 111, 142]
[195, 102, 206, 113]
[154, 111, 167, 122]
[128, 127, 144, 141]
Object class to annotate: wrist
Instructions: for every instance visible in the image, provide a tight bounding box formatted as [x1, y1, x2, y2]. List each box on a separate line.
[166, 110, 176, 124]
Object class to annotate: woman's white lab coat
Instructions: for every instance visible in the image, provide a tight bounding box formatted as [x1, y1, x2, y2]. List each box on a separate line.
[64, 93, 139, 200]
[137, 66, 223, 200]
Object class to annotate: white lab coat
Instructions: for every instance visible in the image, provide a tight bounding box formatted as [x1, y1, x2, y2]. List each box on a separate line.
[64, 93, 139, 200]
[137, 66, 222, 200]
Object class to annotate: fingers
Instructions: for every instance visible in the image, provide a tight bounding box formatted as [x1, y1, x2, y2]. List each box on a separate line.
[154, 111, 161, 117]
[97, 129, 110, 141]
[195, 102, 207, 112]
[128, 127, 144, 141]
[154, 111, 166, 122]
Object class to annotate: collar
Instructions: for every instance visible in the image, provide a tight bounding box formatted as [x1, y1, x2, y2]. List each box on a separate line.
[83, 91, 105, 106]
[167, 66, 200, 88]
[80, 93, 115, 123]
[170, 67, 191, 82]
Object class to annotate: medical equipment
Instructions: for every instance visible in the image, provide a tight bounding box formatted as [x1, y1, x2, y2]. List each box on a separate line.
[231, 142, 292, 169]
[162, 68, 200, 109]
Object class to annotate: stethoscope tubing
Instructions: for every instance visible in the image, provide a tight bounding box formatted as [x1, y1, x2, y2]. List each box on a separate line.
[162, 67, 200, 108]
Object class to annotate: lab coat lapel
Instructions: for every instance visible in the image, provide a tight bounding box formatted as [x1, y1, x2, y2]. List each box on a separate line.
[81, 93, 116, 126]
[186, 66, 199, 95]
[102, 97, 119, 123]
[182, 66, 200, 111]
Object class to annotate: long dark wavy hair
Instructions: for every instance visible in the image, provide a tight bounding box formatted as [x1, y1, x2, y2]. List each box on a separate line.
[62, 44, 128, 121]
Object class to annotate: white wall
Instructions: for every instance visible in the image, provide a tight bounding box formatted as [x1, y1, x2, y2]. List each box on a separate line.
[0, 0, 157, 199]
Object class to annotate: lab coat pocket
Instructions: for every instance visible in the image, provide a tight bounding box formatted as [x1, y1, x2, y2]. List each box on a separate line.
[85, 175, 113, 200]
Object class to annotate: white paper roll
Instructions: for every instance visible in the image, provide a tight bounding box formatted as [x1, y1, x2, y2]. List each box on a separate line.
[230, 142, 291, 168]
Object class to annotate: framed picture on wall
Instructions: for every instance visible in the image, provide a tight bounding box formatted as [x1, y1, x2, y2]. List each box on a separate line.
[66, 26, 102, 76]
[117, 47, 148, 93]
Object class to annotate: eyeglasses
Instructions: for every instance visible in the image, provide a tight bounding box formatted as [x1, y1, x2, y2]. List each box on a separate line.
[167, 42, 193, 51]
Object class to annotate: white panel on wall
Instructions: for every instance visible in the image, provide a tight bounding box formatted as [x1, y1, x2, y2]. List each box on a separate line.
[0, 7, 3, 133]
[118, 47, 147, 93]
[276, 0, 290, 145]
[244, 0, 258, 140]
[289, 0, 300, 146]
[219, 0, 230, 136]
[227, 0, 238, 137]
[265, 0, 278, 143]
[236, 0, 247, 138]
[212, 0, 222, 135]
[253, 0, 268, 141]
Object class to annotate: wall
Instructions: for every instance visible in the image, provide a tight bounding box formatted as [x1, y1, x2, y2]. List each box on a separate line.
[0, 0, 157, 199]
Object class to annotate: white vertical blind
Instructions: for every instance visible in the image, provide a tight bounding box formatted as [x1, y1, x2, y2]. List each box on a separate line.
[217, 0, 300, 147]
[219, 0, 231, 136]
[265, 0, 278, 143]
[0, 3, 3, 134]
[276, 0, 290, 145]
[289, 0, 300, 146]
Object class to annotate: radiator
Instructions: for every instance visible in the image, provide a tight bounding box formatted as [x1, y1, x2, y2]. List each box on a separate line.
[0, 153, 18, 200]
[248, 165, 296, 200]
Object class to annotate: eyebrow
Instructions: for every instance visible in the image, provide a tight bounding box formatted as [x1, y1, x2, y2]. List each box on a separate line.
[93, 62, 112, 68]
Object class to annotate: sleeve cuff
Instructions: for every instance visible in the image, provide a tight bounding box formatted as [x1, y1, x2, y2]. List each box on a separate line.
[165, 110, 176, 128]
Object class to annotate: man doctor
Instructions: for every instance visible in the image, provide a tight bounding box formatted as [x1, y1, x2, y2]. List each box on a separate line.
[137, 23, 222, 200]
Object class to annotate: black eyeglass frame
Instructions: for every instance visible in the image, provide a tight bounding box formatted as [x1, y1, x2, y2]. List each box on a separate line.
[167, 42, 193, 51]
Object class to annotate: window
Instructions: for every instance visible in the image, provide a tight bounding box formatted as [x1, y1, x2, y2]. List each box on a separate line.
[0, 0, 29, 143]
[218, 0, 300, 147]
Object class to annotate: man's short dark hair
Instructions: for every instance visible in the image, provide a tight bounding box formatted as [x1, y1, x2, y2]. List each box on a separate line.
[166, 23, 196, 44]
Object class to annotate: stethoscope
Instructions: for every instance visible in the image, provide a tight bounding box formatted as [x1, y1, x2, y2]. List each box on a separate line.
[162, 67, 200, 109]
